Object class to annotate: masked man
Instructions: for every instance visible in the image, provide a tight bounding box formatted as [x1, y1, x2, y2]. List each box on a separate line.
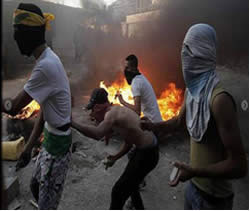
[115, 54, 163, 208]
[141, 24, 247, 210]
[72, 88, 159, 210]
[117, 54, 162, 123]
[2, 3, 72, 209]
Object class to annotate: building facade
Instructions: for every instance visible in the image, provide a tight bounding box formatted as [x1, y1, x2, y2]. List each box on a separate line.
[110, 0, 164, 37]
[109, 0, 154, 20]
[43, 0, 105, 9]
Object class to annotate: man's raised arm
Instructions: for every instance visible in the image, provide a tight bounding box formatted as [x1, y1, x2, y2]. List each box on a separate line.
[116, 92, 141, 116]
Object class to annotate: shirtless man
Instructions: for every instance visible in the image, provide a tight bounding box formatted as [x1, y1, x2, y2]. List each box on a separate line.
[72, 88, 159, 210]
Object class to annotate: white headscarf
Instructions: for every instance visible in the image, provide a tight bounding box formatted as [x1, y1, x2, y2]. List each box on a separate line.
[182, 23, 220, 142]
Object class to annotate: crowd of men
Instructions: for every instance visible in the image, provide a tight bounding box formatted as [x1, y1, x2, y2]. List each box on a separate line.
[1, 3, 247, 210]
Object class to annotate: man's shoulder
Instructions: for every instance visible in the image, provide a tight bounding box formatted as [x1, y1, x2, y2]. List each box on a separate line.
[109, 105, 121, 113]
[135, 74, 145, 81]
[37, 57, 55, 69]
[107, 105, 138, 123]
[211, 92, 236, 118]
[39, 48, 60, 65]
[104, 105, 120, 122]
[36, 51, 62, 75]
[34, 60, 54, 78]
[132, 74, 146, 86]
[109, 105, 130, 116]
[211, 82, 236, 111]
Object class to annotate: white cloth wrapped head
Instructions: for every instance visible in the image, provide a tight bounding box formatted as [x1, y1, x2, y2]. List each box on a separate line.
[182, 23, 220, 142]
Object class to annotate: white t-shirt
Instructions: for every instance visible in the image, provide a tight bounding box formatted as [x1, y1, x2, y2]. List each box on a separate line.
[131, 74, 162, 123]
[24, 47, 71, 130]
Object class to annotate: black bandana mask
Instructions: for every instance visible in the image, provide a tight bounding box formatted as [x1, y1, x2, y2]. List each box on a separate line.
[124, 68, 141, 85]
[14, 26, 45, 57]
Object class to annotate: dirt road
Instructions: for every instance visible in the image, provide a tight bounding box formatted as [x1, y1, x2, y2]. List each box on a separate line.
[2, 66, 249, 210]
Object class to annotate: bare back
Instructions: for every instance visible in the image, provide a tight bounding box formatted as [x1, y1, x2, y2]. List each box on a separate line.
[105, 105, 154, 147]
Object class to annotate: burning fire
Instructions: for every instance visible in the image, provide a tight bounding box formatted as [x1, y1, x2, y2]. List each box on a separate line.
[100, 79, 183, 121]
[100, 80, 134, 105]
[157, 83, 183, 120]
[8, 100, 40, 120]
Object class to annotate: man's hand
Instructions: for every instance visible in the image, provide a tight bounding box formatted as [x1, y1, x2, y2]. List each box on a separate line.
[115, 90, 121, 99]
[16, 151, 31, 171]
[169, 161, 196, 187]
[140, 117, 154, 131]
[115, 91, 124, 103]
[103, 155, 116, 170]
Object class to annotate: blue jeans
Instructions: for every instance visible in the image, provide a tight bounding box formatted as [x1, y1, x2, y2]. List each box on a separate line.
[184, 181, 234, 210]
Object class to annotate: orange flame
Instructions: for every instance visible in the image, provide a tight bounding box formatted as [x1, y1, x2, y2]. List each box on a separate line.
[8, 100, 40, 120]
[100, 80, 134, 105]
[157, 83, 183, 120]
[99, 79, 183, 121]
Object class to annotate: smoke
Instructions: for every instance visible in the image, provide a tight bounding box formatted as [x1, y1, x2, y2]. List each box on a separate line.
[77, 0, 248, 97]
[3, 0, 248, 98]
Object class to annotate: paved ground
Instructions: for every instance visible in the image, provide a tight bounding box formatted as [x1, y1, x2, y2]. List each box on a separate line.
[2, 65, 249, 210]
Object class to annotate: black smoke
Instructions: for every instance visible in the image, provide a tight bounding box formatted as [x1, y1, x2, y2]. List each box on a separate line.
[79, 0, 248, 96]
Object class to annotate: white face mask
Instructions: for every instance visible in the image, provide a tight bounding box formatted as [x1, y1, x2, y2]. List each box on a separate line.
[182, 24, 220, 142]
[181, 24, 217, 97]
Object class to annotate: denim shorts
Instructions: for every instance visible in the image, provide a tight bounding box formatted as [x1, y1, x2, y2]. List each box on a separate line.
[184, 181, 234, 210]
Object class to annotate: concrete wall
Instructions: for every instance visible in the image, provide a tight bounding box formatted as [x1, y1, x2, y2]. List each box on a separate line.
[123, 10, 160, 37]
